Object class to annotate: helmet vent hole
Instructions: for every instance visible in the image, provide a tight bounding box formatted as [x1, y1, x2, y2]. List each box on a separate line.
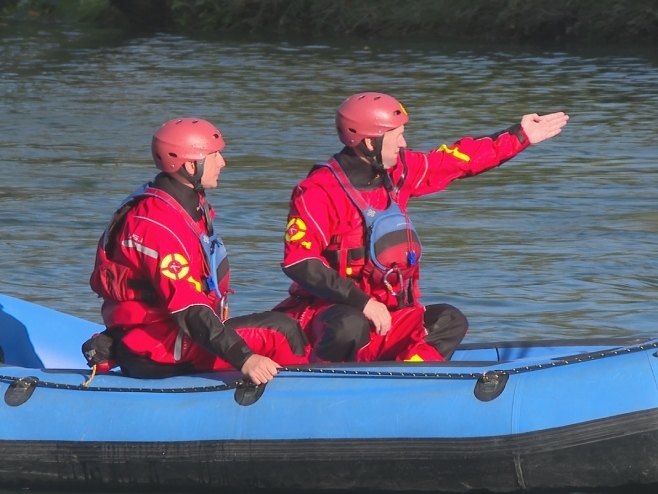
[348, 127, 357, 134]
[168, 152, 177, 158]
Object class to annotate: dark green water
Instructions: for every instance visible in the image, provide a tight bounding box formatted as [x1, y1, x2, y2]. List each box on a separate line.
[2, 22, 658, 340]
[1, 21, 658, 493]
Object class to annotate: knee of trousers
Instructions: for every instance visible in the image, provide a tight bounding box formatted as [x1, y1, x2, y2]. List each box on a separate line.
[225, 311, 309, 356]
[424, 304, 468, 337]
[422, 304, 468, 360]
[313, 305, 371, 361]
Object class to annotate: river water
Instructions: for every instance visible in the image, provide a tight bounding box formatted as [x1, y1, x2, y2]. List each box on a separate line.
[1, 18, 658, 493]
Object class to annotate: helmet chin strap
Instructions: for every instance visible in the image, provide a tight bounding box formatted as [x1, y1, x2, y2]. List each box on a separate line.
[177, 159, 205, 192]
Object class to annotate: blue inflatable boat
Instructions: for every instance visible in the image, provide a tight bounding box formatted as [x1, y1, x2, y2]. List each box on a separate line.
[2, 292, 658, 493]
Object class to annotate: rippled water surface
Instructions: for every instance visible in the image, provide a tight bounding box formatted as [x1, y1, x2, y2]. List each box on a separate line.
[1, 21, 658, 346]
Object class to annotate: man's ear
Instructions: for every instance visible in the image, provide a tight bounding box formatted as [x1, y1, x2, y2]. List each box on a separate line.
[182, 161, 197, 174]
[363, 137, 375, 151]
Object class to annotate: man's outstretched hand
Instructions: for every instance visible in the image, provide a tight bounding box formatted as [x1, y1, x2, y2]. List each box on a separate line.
[521, 112, 570, 144]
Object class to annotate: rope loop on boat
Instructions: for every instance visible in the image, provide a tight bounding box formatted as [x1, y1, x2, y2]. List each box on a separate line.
[81, 364, 97, 387]
[1, 339, 657, 395]
[279, 339, 658, 379]
[0, 374, 241, 394]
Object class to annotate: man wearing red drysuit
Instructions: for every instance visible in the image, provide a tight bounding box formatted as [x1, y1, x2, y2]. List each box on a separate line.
[85, 118, 308, 382]
[274, 92, 569, 363]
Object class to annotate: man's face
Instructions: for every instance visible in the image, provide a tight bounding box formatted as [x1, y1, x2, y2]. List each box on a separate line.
[200, 151, 226, 189]
[380, 125, 407, 169]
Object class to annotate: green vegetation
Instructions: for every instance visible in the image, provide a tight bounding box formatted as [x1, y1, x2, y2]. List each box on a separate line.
[0, 0, 120, 22]
[2, 0, 657, 45]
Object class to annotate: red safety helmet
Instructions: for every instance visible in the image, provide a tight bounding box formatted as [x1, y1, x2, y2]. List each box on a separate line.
[151, 118, 225, 173]
[335, 92, 409, 147]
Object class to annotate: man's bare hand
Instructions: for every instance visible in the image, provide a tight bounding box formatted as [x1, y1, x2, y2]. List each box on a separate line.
[363, 298, 392, 335]
[521, 112, 570, 144]
[240, 354, 280, 385]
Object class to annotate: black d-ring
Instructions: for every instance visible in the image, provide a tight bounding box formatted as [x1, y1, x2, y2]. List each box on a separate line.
[474, 372, 509, 402]
[234, 381, 266, 406]
[5, 376, 39, 406]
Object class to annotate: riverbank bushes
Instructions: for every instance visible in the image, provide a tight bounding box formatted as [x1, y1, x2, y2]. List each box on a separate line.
[2, 0, 657, 45]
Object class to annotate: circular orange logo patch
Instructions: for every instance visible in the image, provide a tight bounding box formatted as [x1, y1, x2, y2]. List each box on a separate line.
[285, 217, 307, 242]
[160, 253, 190, 280]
